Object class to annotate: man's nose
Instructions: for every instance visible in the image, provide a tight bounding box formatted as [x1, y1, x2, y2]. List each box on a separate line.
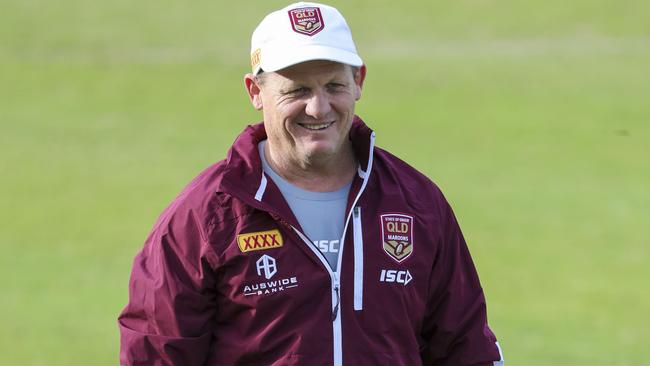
[304, 90, 332, 119]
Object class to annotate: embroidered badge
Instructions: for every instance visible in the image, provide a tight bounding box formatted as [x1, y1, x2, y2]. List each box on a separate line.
[250, 48, 261, 70]
[381, 214, 414, 262]
[237, 229, 283, 253]
[288, 6, 324, 36]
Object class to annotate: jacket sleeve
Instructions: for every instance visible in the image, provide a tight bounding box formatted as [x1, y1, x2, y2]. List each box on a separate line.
[118, 206, 219, 366]
[420, 196, 504, 366]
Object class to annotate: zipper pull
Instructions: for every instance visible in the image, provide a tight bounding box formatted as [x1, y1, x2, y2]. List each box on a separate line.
[332, 284, 340, 322]
[353, 206, 360, 218]
[332, 274, 340, 321]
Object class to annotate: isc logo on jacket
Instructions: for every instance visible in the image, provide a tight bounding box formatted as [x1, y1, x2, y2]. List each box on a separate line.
[313, 239, 339, 253]
[379, 269, 413, 286]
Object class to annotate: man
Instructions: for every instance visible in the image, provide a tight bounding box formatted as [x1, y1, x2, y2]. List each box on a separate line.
[119, 2, 504, 365]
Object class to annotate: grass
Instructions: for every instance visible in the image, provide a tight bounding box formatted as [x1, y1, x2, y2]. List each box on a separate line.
[1, 0, 649, 364]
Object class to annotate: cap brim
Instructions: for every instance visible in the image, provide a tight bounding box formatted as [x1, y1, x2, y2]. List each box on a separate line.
[258, 44, 363, 74]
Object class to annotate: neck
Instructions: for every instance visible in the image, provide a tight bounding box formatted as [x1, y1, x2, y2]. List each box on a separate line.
[264, 142, 357, 192]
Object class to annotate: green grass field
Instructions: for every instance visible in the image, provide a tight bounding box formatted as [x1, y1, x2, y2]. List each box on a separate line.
[2, 0, 649, 364]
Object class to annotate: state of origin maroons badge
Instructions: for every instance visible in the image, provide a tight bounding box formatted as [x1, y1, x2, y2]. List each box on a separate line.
[288, 6, 324, 36]
[381, 214, 414, 263]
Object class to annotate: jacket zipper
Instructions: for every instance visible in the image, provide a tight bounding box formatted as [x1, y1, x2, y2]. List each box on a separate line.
[292, 201, 368, 366]
[332, 280, 340, 321]
[352, 206, 364, 311]
[291, 227, 343, 366]
[284, 131, 375, 366]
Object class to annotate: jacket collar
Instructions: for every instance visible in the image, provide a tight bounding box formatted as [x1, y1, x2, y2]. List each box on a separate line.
[219, 115, 374, 224]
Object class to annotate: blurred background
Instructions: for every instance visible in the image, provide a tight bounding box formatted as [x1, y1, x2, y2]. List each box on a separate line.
[1, 0, 648, 364]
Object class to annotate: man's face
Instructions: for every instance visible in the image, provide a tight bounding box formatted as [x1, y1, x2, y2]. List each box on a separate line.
[246, 60, 364, 168]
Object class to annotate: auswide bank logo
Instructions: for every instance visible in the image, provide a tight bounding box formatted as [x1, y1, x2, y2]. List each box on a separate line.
[381, 214, 414, 262]
[256, 254, 277, 279]
[243, 254, 299, 297]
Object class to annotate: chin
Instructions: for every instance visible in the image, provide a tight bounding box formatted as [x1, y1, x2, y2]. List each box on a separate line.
[300, 144, 338, 162]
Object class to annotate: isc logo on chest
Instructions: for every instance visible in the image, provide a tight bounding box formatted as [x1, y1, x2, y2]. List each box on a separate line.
[380, 269, 413, 286]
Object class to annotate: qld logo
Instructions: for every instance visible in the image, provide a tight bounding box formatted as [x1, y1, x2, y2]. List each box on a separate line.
[288, 7, 324, 36]
[381, 214, 414, 263]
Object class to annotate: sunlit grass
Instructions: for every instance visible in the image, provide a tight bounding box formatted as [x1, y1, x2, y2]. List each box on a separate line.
[1, 1, 649, 364]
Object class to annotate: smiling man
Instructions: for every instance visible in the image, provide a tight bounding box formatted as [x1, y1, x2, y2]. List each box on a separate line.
[119, 2, 504, 365]
[245, 60, 362, 192]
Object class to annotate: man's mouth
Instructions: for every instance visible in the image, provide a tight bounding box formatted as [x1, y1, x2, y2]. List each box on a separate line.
[299, 122, 334, 131]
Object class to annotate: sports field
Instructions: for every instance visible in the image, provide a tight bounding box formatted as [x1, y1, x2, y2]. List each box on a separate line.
[1, 1, 649, 364]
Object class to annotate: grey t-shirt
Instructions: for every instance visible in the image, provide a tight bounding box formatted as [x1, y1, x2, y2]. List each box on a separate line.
[258, 140, 350, 271]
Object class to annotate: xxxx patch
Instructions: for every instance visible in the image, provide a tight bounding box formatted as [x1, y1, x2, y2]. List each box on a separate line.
[250, 48, 261, 70]
[381, 214, 414, 263]
[288, 6, 324, 36]
[237, 229, 283, 253]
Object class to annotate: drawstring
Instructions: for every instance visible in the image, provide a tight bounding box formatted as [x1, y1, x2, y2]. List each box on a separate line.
[254, 173, 267, 201]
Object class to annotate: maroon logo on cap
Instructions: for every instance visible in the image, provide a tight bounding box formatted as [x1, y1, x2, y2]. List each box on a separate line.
[381, 214, 414, 263]
[288, 7, 324, 36]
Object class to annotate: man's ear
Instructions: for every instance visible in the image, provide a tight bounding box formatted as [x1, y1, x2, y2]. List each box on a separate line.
[353, 65, 367, 101]
[244, 73, 263, 110]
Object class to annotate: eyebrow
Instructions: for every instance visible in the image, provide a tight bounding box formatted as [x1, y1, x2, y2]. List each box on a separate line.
[277, 73, 350, 94]
[278, 84, 305, 94]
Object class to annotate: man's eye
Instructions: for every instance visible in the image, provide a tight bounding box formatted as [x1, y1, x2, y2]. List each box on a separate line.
[327, 83, 345, 90]
[290, 87, 309, 95]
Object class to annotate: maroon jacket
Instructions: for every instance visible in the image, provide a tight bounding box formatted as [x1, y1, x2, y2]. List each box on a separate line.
[118, 117, 503, 365]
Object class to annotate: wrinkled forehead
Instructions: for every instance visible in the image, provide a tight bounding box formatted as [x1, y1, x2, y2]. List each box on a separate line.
[262, 60, 354, 85]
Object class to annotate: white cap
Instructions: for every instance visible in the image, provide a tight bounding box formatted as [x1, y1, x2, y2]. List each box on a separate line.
[250, 2, 363, 75]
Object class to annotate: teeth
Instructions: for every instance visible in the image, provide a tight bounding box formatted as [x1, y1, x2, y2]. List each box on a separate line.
[302, 122, 332, 130]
